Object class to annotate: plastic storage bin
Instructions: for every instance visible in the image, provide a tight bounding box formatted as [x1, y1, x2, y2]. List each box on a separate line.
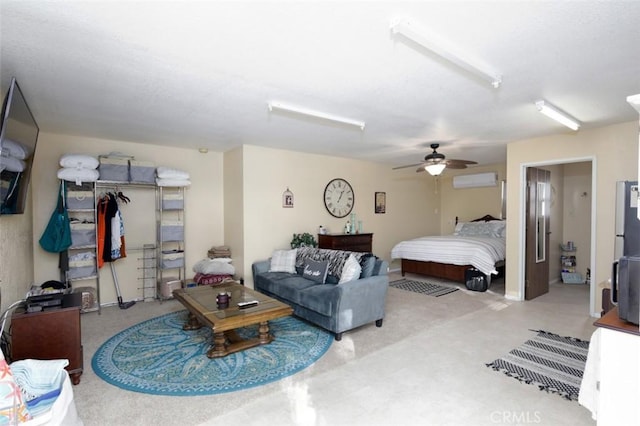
[70, 223, 96, 247]
[129, 160, 155, 183]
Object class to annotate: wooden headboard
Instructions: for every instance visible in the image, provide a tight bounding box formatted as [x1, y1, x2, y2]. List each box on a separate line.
[455, 214, 502, 225]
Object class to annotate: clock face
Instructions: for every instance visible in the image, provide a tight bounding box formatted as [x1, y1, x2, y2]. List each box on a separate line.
[324, 178, 354, 218]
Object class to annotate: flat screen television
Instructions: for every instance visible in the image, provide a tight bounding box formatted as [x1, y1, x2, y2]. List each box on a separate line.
[0, 77, 39, 215]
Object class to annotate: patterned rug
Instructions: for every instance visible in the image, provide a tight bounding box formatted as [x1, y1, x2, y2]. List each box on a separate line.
[486, 330, 590, 401]
[389, 278, 459, 297]
[92, 310, 332, 396]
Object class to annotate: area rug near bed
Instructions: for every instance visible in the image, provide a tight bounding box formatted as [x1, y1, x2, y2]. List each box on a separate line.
[486, 330, 590, 401]
[389, 278, 459, 297]
[92, 310, 332, 396]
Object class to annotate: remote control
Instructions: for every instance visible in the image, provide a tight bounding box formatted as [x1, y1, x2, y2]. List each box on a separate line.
[237, 300, 259, 309]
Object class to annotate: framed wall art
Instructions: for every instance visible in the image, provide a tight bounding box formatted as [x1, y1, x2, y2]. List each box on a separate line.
[375, 191, 386, 214]
[283, 187, 294, 208]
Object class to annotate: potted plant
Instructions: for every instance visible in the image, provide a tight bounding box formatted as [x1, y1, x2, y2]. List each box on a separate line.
[290, 232, 318, 249]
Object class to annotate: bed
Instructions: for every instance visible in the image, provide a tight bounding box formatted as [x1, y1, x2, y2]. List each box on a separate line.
[390, 215, 506, 283]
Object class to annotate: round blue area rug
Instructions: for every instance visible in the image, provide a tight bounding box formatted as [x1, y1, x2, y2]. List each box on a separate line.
[92, 310, 332, 396]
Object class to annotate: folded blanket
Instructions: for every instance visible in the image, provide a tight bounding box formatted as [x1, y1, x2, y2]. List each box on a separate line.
[193, 258, 235, 275]
[156, 178, 191, 187]
[57, 167, 100, 185]
[156, 166, 189, 180]
[59, 154, 99, 169]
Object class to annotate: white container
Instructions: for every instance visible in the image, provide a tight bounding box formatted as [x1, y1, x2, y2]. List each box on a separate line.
[160, 277, 182, 298]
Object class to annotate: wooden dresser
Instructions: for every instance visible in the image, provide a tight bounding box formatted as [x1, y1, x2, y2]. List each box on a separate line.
[11, 294, 83, 385]
[318, 233, 373, 252]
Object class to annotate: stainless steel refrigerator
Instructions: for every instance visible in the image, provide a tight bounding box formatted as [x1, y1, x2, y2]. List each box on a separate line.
[615, 181, 640, 258]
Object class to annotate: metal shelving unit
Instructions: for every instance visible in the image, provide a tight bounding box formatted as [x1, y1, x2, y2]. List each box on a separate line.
[156, 186, 186, 300]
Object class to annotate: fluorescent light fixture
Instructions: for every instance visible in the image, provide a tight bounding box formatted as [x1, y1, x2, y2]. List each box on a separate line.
[390, 18, 502, 89]
[268, 102, 365, 130]
[535, 100, 581, 131]
[627, 94, 640, 113]
[424, 163, 446, 176]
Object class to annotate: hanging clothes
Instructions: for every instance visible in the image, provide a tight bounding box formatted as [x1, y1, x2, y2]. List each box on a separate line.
[97, 195, 108, 269]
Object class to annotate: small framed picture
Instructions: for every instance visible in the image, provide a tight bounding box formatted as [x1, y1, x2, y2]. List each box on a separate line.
[375, 192, 386, 214]
[283, 187, 294, 208]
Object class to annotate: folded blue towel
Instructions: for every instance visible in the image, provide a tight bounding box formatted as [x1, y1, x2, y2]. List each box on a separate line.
[9, 359, 68, 402]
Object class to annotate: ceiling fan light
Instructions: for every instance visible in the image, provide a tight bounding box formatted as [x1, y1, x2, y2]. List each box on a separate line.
[424, 163, 446, 176]
[535, 100, 580, 131]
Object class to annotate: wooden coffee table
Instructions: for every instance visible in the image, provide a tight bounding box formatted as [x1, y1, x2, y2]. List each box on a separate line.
[172, 282, 293, 358]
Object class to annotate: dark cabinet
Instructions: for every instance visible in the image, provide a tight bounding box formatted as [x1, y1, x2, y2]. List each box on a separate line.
[318, 233, 373, 252]
[11, 306, 83, 385]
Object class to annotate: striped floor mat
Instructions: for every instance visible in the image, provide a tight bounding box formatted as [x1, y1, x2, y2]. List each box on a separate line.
[389, 278, 459, 297]
[486, 330, 590, 401]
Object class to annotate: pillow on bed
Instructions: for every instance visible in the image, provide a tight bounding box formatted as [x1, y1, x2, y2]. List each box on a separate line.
[458, 221, 505, 237]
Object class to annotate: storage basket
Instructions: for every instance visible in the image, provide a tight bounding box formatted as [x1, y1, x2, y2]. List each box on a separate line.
[159, 220, 184, 242]
[162, 193, 184, 210]
[129, 160, 156, 183]
[98, 156, 130, 182]
[66, 190, 94, 210]
[70, 223, 96, 247]
[67, 259, 97, 280]
[161, 250, 185, 269]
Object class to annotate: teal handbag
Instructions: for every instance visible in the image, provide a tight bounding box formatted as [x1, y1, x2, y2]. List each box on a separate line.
[39, 182, 73, 253]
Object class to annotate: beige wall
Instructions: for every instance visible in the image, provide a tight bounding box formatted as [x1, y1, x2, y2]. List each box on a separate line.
[239, 144, 438, 286]
[29, 132, 224, 305]
[506, 121, 638, 315]
[562, 162, 592, 282]
[438, 164, 507, 233]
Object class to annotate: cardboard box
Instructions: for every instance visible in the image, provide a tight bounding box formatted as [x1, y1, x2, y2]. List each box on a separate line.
[160, 278, 182, 298]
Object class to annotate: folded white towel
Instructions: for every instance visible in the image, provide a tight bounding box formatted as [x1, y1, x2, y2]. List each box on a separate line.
[156, 166, 189, 180]
[57, 167, 100, 185]
[10, 358, 69, 400]
[156, 178, 191, 187]
[0, 155, 25, 172]
[60, 154, 99, 169]
[2, 138, 32, 159]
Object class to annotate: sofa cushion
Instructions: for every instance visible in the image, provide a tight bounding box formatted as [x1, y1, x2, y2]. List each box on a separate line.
[360, 255, 377, 278]
[269, 249, 297, 273]
[297, 285, 337, 316]
[255, 272, 317, 303]
[339, 254, 362, 284]
[301, 259, 329, 284]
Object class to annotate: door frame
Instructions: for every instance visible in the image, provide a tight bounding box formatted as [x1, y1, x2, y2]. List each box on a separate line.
[517, 156, 598, 316]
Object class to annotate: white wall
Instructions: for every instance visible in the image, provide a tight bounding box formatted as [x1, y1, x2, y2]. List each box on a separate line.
[239, 144, 438, 286]
[30, 132, 224, 305]
[506, 121, 638, 314]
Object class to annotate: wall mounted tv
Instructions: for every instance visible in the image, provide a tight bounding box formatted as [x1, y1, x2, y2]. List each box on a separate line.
[0, 77, 39, 215]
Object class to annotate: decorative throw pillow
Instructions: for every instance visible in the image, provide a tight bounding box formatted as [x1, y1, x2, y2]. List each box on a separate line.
[0, 351, 31, 424]
[339, 254, 362, 284]
[302, 259, 329, 284]
[359, 255, 377, 278]
[269, 249, 297, 273]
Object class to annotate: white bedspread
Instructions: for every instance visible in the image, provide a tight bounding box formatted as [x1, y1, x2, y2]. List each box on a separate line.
[391, 235, 506, 275]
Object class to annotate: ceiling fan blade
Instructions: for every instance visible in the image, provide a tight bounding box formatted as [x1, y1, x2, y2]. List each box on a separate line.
[416, 166, 426, 173]
[447, 159, 478, 165]
[392, 163, 424, 170]
[444, 163, 468, 169]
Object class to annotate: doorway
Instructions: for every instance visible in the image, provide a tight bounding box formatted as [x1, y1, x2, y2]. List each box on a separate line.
[520, 159, 595, 314]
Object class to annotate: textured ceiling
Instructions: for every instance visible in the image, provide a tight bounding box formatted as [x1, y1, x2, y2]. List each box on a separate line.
[2, 1, 640, 170]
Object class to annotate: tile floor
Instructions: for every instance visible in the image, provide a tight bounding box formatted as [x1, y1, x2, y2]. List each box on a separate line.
[74, 273, 596, 426]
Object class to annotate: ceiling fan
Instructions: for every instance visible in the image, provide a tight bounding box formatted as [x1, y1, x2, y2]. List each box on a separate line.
[392, 143, 477, 176]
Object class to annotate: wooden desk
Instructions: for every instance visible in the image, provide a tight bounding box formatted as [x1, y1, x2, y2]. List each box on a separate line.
[11, 296, 83, 385]
[318, 233, 373, 252]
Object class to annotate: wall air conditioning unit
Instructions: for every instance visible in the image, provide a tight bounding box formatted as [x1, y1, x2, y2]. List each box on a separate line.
[452, 172, 498, 189]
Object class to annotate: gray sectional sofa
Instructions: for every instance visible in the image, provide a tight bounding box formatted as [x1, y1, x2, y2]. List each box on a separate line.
[252, 247, 389, 340]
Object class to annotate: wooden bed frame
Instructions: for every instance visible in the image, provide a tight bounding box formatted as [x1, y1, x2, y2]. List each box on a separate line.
[399, 214, 504, 283]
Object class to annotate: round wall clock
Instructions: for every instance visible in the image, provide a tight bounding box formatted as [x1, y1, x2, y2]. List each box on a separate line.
[323, 178, 354, 218]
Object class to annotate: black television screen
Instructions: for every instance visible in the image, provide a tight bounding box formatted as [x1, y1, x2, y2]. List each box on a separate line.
[0, 77, 39, 215]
